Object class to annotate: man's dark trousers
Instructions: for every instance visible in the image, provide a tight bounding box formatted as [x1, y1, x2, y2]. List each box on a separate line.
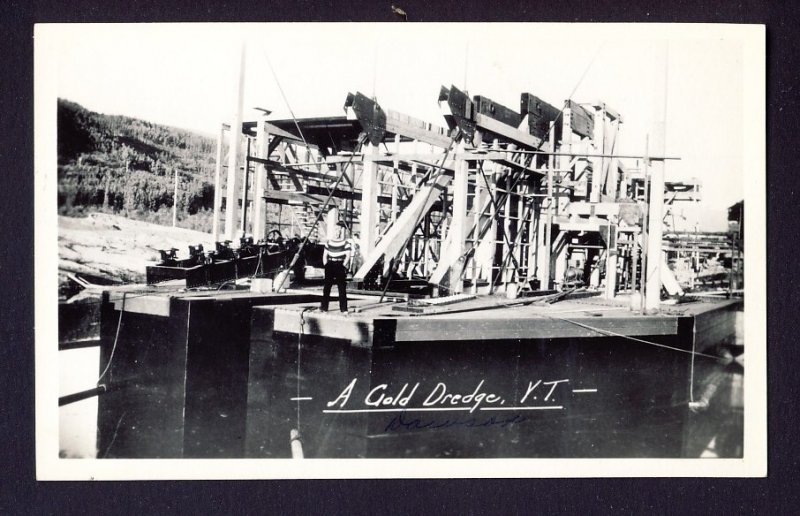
[321, 261, 348, 312]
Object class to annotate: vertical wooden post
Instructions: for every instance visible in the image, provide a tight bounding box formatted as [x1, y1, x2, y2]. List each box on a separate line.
[225, 43, 246, 241]
[391, 134, 401, 223]
[212, 123, 227, 242]
[640, 140, 650, 310]
[559, 105, 573, 214]
[537, 122, 556, 290]
[252, 121, 269, 242]
[449, 140, 469, 294]
[645, 42, 669, 311]
[607, 119, 620, 198]
[516, 174, 524, 283]
[526, 187, 537, 283]
[604, 225, 617, 299]
[503, 171, 512, 287]
[590, 104, 605, 203]
[359, 143, 379, 258]
[241, 138, 251, 236]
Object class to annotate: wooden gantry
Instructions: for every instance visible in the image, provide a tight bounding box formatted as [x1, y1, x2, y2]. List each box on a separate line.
[211, 85, 697, 302]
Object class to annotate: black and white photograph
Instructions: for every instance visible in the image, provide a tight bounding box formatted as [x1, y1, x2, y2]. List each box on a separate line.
[35, 22, 765, 478]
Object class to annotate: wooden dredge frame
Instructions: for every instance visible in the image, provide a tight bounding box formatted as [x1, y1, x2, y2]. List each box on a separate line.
[209, 82, 703, 308]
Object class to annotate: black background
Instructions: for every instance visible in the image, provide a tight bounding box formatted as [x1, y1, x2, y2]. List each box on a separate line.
[1, 1, 795, 513]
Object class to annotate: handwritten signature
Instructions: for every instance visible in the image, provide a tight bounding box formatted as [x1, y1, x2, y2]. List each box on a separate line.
[384, 412, 527, 433]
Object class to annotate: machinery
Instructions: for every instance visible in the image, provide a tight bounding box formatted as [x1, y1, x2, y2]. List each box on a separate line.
[145, 233, 312, 288]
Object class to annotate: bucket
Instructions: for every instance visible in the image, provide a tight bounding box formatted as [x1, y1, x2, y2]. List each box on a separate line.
[506, 283, 519, 300]
[250, 278, 273, 293]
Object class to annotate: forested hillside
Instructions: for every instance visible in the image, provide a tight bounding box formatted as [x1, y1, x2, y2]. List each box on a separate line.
[57, 99, 218, 230]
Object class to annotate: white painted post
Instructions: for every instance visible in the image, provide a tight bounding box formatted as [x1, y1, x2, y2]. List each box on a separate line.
[604, 225, 618, 299]
[252, 121, 269, 241]
[391, 134, 401, 223]
[326, 206, 339, 237]
[645, 42, 669, 311]
[212, 123, 227, 242]
[559, 105, 573, 214]
[359, 143, 379, 258]
[240, 138, 251, 236]
[449, 140, 469, 294]
[590, 104, 605, 203]
[607, 119, 620, 198]
[224, 43, 246, 241]
[543, 122, 556, 288]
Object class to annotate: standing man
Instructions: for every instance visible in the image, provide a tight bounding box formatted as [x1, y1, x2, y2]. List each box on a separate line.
[321, 221, 352, 313]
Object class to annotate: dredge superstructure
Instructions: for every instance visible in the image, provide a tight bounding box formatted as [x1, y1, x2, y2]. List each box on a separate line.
[83, 80, 743, 459]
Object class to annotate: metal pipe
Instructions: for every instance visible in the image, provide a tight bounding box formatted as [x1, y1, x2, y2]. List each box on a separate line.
[59, 385, 107, 407]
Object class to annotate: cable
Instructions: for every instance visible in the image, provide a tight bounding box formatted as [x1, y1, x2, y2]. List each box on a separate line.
[261, 48, 316, 169]
[296, 308, 312, 431]
[292, 305, 314, 456]
[97, 292, 125, 386]
[543, 312, 719, 360]
[568, 43, 605, 102]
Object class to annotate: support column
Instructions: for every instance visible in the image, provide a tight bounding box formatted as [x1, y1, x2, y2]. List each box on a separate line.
[558, 106, 573, 214]
[449, 140, 469, 294]
[240, 138, 251, 236]
[224, 44, 246, 242]
[212, 123, 227, 242]
[252, 121, 269, 241]
[536, 123, 557, 289]
[607, 119, 620, 198]
[604, 225, 618, 299]
[590, 105, 605, 203]
[553, 232, 568, 287]
[326, 206, 340, 237]
[391, 134, 401, 223]
[359, 143, 380, 257]
[645, 42, 669, 311]
[526, 197, 537, 283]
[503, 169, 513, 286]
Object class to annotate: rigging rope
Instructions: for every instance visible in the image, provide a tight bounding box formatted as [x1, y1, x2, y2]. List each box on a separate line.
[97, 292, 125, 386]
[543, 311, 719, 360]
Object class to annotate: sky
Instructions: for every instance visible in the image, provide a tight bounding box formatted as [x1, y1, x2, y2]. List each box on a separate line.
[49, 23, 756, 230]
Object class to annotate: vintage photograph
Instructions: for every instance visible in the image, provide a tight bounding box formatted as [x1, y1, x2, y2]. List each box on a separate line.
[36, 23, 765, 478]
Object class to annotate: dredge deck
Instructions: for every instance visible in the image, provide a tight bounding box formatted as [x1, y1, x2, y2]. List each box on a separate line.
[268, 293, 740, 347]
[93, 288, 743, 459]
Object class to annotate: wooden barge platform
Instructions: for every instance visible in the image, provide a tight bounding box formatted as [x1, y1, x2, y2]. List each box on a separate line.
[93, 288, 742, 459]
